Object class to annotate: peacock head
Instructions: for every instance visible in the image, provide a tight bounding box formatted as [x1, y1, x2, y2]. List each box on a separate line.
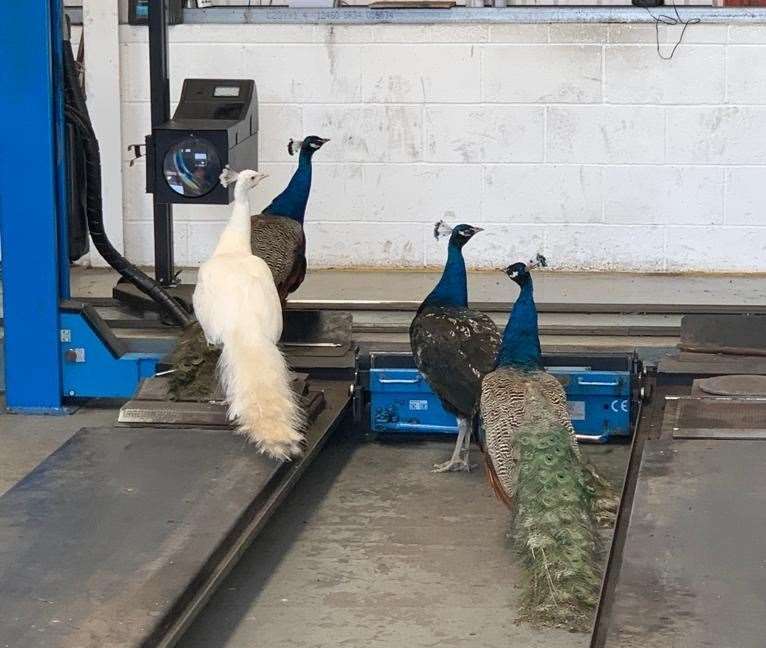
[433, 221, 484, 249]
[504, 254, 547, 287]
[287, 135, 330, 156]
[220, 167, 269, 196]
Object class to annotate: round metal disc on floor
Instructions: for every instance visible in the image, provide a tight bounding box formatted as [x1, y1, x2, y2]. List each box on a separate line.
[698, 374, 766, 397]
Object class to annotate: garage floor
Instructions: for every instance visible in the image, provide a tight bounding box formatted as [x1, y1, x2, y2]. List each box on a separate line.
[176, 431, 627, 648]
[0, 267, 728, 646]
[0, 402, 627, 648]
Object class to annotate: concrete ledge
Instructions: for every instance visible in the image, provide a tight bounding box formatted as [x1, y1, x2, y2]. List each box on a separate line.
[184, 7, 766, 25]
[66, 6, 766, 26]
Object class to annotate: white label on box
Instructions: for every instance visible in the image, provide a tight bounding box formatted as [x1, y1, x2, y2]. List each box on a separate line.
[568, 401, 586, 421]
[409, 400, 429, 411]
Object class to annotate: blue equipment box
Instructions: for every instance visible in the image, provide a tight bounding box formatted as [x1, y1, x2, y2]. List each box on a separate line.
[369, 361, 633, 443]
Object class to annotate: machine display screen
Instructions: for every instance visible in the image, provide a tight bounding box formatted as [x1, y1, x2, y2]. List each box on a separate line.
[213, 86, 240, 98]
[163, 137, 222, 198]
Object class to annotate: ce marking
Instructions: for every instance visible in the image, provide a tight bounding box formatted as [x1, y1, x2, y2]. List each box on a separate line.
[610, 399, 629, 413]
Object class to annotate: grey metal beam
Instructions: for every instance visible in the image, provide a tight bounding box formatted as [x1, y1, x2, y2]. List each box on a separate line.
[182, 6, 766, 25]
[65, 6, 766, 27]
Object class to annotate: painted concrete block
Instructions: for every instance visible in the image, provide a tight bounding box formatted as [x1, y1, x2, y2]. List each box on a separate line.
[667, 106, 766, 164]
[666, 226, 766, 272]
[120, 41, 149, 102]
[168, 43, 362, 104]
[114, 22, 766, 272]
[371, 25, 431, 43]
[303, 105, 423, 162]
[728, 25, 766, 44]
[299, 163, 366, 222]
[425, 105, 544, 163]
[488, 24, 549, 44]
[186, 222, 226, 266]
[121, 160, 152, 223]
[362, 164, 483, 223]
[547, 106, 665, 164]
[120, 101, 151, 161]
[546, 224, 666, 271]
[174, 24, 314, 44]
[362, 45, 481, 103]
[725, 167, 766, 226]
[483, 45, 602, 103]
[604, 166, 723, 225]
[259, 104, 304, 163]
[608, 23, 726, 45]
[429, 24, 489, 43]
[483, 164, 604, 223]
[304, 222, 424, 267]
[313, 25, 374, 44]
[125, 221, 189, 267]
[549, 24, 608, 44]
[726, 46, 766, 104]
[605, 45, 724, 104]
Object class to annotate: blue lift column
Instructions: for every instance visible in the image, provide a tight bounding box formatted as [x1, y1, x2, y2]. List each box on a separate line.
[0, 0, 67, 413]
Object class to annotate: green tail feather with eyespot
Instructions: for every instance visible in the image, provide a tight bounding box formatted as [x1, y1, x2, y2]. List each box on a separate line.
[510, 410, 603, 632]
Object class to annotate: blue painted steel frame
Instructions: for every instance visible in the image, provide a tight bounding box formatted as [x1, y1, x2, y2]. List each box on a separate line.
[60, 313, 162, 399]
[0, 0, 159, 409]
[0, 0, 67, 412]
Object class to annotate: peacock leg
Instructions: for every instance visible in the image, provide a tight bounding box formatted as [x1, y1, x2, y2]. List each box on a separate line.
[432, 417, 472, 473]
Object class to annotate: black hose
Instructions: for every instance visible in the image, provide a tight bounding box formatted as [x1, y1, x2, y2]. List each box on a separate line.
[62, 39, 192, 327]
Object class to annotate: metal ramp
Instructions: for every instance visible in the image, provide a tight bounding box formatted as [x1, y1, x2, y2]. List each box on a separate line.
[600, 439, 766, 648]
[0, 380, 350, 648]
[595, 351, 766, 647]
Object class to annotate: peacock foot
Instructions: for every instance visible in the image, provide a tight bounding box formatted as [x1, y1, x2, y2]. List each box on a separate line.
[431, 457, 475, 473]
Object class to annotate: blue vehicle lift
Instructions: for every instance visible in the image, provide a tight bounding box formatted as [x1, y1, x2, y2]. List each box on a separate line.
[0, 0, 162, 412]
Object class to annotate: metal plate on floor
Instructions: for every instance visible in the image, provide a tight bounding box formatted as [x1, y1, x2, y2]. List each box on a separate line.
[695, 374, 766, 397]
[663, 396, 766, 440]
[118, 373, 326, 428]
[679, 313, 766, 356]
[658, 351, 766, 377]
[0, 381, 350, 648]
[601, 439, 766, 647]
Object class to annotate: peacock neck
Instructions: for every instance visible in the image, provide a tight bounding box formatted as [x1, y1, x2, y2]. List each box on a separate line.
[422, 242, 468, 309]
[497, 279, 542, 370]
[262, 148, 312, 223]
[214, 194, 252, 256]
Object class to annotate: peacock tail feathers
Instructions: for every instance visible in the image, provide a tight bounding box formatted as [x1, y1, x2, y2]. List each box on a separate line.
[583, 460, 619, 528]
[533, 371, 619, 528]
[481, 367, 607, 632]
[168, 321, 221, 402]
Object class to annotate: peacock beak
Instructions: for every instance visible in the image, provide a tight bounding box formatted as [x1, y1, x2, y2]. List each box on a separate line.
[469, 226, 484, 235]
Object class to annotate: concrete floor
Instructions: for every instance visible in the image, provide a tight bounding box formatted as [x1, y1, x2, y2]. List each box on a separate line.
[0, 266, 734, 646]
[0, 398, 627, 648]
[177, 431, 626, 648]
[0, 398, 118, 496]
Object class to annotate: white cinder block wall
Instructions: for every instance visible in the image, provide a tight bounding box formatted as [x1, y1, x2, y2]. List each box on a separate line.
[118, 22, 766, 272]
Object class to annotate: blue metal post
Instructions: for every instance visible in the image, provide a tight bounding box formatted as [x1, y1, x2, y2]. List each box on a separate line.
[0, 0, 66, 412]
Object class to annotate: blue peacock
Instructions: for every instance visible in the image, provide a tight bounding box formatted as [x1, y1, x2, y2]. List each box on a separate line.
[480, 255, 616, 631]
[410, 221, 501, 472]
[168, 136, 329, 401]
[252, 135, 329, 302]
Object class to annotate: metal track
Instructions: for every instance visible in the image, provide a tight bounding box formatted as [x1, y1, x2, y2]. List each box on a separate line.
[62, 298, 766, 341]
[286, 300, 766, 316]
